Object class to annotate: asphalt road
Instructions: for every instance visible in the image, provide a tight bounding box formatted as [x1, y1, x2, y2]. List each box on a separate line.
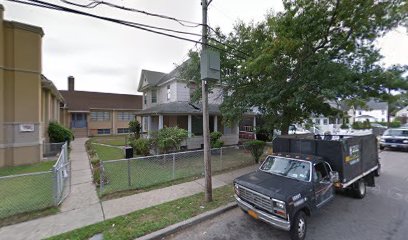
[165, 150, 408, 240]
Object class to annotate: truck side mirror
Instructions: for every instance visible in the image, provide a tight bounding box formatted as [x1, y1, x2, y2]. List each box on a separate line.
[330, 171, 339, 183]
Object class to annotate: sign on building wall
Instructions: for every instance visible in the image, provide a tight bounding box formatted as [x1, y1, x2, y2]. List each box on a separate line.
[19, 124, 35, 132]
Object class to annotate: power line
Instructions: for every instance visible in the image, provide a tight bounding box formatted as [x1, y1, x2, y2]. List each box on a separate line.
[6, 0, 248, 59]
[60, 0, 203, 28]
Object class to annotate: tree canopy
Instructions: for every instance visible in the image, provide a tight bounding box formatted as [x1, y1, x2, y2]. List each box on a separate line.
[180, 0, 408, 134]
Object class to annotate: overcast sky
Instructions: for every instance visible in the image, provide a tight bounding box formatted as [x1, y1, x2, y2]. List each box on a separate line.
[3, 0, 408, 95]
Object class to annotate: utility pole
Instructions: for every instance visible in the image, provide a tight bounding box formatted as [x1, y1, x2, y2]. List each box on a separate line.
[201, 0, 212, 202]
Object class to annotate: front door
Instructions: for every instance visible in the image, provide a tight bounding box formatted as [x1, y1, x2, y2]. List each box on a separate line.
[71, 113, 87, 128]
[313, 162, 334, 208]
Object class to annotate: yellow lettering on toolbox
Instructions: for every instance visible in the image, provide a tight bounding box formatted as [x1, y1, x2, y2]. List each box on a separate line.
[248, 210, 258, 219]
[345, 156, 352, 162]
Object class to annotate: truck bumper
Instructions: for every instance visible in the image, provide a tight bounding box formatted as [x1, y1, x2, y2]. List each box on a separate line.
[235, 195, 291, 231]
[380, 143, 408, 149]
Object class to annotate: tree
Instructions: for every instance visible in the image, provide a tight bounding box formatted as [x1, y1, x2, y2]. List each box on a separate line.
[181, 0, 408, 134]
[128, 120, 141, 139]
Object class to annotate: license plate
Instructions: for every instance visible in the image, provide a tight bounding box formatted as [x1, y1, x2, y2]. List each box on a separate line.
[247, 210, 258, 219]
[391, 144, 397, 148]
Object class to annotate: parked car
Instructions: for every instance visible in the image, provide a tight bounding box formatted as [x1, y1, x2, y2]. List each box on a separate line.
[379, 128, 408, 150]
[234, 134, 380, 240]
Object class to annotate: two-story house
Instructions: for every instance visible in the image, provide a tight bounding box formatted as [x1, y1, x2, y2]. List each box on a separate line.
[352, 100, 388, 123]
[137, 66, 254, 149]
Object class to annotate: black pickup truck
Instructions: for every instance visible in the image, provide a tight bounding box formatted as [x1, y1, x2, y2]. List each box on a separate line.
[234, 134, 380, 240]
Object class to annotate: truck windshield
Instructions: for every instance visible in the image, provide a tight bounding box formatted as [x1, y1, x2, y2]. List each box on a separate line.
[260, 156, 311, 182]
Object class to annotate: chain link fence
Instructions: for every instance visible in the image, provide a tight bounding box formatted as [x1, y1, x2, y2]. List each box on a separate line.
[99, 145, 254, 196]
[0, 142, 70, 220]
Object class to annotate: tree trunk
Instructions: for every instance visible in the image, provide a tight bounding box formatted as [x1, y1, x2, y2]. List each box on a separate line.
[280, 124, 289, 135]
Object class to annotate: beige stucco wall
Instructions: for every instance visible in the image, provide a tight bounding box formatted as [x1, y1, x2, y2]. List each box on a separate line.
[0, 8, 45, 167]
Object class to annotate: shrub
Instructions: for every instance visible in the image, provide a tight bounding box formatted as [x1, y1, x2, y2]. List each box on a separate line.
[48, 121, 73, 144]
[130, 138, 150, 156]
[340, 123, 349, 129]
[210, 131, 224, 148]
[153, 127, 189, 153]
[389, 120, 401, 128]
[129, 120, 141, 139]
[244, 140, 266, 164]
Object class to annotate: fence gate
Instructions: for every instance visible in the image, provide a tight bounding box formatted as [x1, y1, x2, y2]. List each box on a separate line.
[53, 142, 71, 205]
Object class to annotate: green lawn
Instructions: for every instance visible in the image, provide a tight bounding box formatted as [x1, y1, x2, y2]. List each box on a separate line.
[92, 135, 129, 147]
[0, 161, 57, 221]
[0, 171, 54, 220]
[100, 148, 254, 196]
[47, 185, 235, 240]
[0, 161, 56, 177]
[92, 144, 124, 161]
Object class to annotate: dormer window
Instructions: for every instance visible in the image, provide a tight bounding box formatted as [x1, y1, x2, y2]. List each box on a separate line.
[144, 77, 147, 83]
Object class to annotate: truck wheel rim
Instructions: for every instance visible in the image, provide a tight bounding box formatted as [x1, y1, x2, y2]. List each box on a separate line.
[359, 181, 365, 195]
[298, 218, 305, 238]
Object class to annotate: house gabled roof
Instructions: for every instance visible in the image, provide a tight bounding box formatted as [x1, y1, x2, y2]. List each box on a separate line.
[137, 69, 166, 92]
[356, 99, 388, 111]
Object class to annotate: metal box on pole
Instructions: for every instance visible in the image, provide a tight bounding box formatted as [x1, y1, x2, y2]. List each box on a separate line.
[200, 49, 220, 81]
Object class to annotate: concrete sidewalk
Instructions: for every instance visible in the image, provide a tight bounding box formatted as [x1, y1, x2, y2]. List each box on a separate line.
[0, 138, 258, 240]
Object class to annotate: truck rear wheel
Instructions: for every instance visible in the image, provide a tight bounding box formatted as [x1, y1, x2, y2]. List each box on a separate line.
[353, 180, 366, 199]
[290, 211, 307, 240]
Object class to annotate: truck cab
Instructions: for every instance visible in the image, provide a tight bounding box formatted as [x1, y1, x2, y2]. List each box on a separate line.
[234, 153, 337, 240]
[234, 134, 379, 240]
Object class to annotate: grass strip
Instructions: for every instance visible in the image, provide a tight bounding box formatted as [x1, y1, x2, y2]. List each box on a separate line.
[0, 207, 59, 228]
[47, 185, 235, 240]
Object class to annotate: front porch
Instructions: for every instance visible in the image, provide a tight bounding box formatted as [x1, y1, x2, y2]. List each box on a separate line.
[141, 114, 240, 149]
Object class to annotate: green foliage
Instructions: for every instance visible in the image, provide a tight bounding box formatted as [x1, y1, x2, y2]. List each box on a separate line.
[244, 140, 266, 164]
[210, 131, 224, 148]
[180, 0, 408, 133]
[352, 121, 371, 130]
[129, 120, 141, 139]
[48, 122, 73, 144]
[389, 120, 401, 128]
[153, 127, 189, 153]
[130, 138, 150, 156]
[340, 123, 349, 129]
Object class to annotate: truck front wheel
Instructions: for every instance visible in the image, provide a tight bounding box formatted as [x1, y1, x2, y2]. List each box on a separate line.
[290, 211, 307, 240]
[353, 179, 366, 199]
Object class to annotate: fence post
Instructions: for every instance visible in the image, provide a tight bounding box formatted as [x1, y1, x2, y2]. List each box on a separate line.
[52, 166, 59, 206]
[100, 160, 104, 195]
[172, 153, 176, 179]
[220, 147, 223, 170]
[64, 142, 68, 163]
[127, 158, 132, 187]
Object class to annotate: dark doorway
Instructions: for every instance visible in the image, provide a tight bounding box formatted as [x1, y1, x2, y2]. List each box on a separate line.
[71, 113, 87, 128]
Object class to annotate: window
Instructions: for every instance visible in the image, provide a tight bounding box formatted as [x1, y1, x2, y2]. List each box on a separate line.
[358, 111, 362, 115]
[97, 129, 111, 135]
[151, 90, 157, 103]
[314, 162, 329, 182]
[144, 93, 147, 105]
[91, 112, 110, 121]
[314, 118, 320, 125]
[323, 119, 328, 125]
[117, 128, 130, 134]
[382, 110, 385, 115]
[117, 112, 135, 121]
[167, 85, 171, 100]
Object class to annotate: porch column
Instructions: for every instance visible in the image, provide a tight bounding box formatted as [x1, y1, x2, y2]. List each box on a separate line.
[188, 114, 192, 137]
[159, 114, 164, 130]
[147, 115, 152, 138]
[214, 115, 218, 132]
[253, 115, 257, 140]
[112, 110, 116, 134]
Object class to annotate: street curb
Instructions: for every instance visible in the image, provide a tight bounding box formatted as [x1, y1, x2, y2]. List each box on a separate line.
[135, 202, 238, 240]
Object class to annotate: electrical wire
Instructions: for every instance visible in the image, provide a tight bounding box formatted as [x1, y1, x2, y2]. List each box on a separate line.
[60, 0, 203, 28]
[7, 0, 248, 59]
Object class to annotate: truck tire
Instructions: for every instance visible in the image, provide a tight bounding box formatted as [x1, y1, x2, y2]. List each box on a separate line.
[353, 180, 366, 199]
[290, 211, 307, 240]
